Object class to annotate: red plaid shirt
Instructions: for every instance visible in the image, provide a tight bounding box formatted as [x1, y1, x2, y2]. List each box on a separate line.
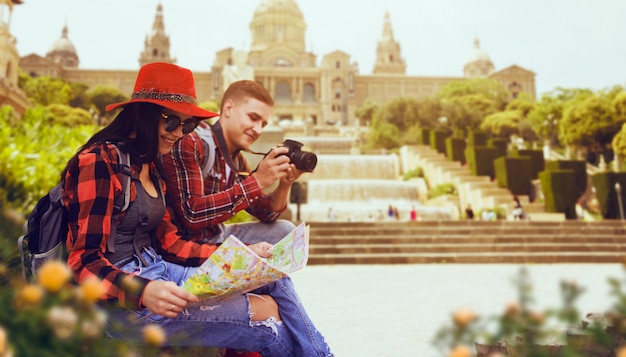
[160, 122, 283, 242]
[62, 142, 216, 309]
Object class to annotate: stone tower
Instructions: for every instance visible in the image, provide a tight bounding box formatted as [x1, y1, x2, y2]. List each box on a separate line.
[372, 11, 406, 74]
[139, 3, 175, 67]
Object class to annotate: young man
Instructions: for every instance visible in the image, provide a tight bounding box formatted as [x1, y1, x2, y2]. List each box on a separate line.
[160, 80, 302, 246]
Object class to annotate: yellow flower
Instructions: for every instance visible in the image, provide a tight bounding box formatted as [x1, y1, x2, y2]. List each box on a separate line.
[18, 284, 44, 305]
[0, 264, 7, 276]
[453, 307, 476, 328]
[78, 277, 105, 304]
[143, 324, 166, 347]
[448, 344, 472, 357]
[37, 260, 72, 293]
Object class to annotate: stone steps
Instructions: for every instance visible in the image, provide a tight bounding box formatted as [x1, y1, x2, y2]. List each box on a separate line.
[306, 221, 626, 264]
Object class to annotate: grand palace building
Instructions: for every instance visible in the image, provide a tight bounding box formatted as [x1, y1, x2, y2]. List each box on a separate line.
[5, 0, 536, 124]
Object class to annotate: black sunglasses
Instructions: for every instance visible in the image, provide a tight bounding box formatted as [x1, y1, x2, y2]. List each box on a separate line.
[161, 113, 199, 135]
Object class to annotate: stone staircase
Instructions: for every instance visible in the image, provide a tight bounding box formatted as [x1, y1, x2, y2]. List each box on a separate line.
[399, 145, 565, 221]
[306, 220, 626, 264]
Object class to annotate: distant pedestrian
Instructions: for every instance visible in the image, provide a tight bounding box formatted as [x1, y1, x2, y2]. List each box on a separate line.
[512, 196, 525, 220]
[327, 207, 336, 222]
[393, 206, 400, 220]
[410, 206, 417, 221]
[465, 204, 474, 220]
[387, 205, 394, 220]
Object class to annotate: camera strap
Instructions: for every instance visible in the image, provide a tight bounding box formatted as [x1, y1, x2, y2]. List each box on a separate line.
[209, 121, 250, 179]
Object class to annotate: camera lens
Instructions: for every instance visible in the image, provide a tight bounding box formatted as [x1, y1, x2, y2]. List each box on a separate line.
[290, 151, 317, 172]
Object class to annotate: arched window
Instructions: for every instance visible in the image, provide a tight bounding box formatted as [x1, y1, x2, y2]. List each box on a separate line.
[303, 83, 316, 103]
[275, 81, 292, 102]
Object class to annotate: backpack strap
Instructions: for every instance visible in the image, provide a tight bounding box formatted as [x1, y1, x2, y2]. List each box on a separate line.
[194, 124, 216, 179]
[106, 145, 132, 254]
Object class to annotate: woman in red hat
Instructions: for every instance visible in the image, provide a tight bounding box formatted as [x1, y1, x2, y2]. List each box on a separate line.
[62, 62, 333, 356]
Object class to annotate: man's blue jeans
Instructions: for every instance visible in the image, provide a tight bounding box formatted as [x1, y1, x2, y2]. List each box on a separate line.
[105, 247, 333, 357]
[211, 219, 296, 245]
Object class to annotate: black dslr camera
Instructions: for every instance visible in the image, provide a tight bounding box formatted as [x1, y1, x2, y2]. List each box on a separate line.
[279, 139, 317, 172]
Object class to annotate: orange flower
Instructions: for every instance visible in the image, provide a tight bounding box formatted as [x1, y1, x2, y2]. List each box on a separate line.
[453, 307, 476, 328]
[143, 324, 166, 347]
[504, 302, 521, 318]
[37, 260, 72, 293]
[0, 326, 7, 354]
[448, 344, 472, 357]
[18, 284, 44, 305]
[529, 310, 545, 325]
[617, 345, 626, 357]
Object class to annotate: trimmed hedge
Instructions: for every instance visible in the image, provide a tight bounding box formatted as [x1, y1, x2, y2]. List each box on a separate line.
[494, 157, 532, 196]
[446, 137, 466, 165]
[539, 169, 578, 219]
[418, 127, 431, 145]
[467, 130, 488, 147]
[510, 149, 545, 180]
[545, 160, 587, 197]
[488, 138, 508, 159]
[466, 146, 498, 180]
[430, 129, 448, 155]
[591, 172, 626, 219]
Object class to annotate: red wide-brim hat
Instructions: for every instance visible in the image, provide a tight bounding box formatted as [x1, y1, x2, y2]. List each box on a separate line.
[105, 62, 219, 119]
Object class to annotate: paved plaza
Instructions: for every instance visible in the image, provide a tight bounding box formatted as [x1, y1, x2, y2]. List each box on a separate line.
[291, 263, 624, 356]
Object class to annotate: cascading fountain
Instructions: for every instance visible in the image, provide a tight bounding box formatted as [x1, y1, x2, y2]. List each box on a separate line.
[290, 153, 453, 222]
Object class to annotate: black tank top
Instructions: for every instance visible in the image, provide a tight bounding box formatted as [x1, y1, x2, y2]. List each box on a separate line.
[105, 181, 164, 265]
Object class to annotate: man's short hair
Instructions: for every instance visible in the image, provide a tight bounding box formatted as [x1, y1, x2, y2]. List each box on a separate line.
[222, 80, 274, 111]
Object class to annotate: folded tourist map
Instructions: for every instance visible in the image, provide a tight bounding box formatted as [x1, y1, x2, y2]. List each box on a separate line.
[182, 222, 310, 301]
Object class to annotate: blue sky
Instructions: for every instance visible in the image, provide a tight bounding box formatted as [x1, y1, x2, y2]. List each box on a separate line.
[10, 0, 626, 97]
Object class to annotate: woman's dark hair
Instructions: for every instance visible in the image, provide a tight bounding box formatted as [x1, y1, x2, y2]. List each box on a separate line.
[75, 103, 167, 176]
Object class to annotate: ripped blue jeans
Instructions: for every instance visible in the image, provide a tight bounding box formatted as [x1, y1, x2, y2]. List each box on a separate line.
[105, 247, 333, 357]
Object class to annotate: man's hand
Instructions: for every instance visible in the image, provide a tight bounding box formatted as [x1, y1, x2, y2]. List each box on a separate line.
[252, 146, 293, 189]
[142, 280, 200, 318]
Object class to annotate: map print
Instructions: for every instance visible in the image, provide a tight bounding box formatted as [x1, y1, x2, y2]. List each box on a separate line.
[183, 222, 310, 301]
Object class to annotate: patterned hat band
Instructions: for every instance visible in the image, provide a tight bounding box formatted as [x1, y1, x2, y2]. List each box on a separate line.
[131, 89, 197, 105]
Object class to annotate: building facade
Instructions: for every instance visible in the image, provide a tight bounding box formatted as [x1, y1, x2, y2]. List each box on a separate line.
[17, 0, 535, 126]
[0, 0, 29, 115]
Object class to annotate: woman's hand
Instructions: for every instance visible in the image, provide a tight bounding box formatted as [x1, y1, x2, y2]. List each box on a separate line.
[249, 242, 274, 258]
[142, 280, 200, 318]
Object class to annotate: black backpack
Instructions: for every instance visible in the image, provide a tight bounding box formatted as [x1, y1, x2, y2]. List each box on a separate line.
[18, 147, 132, 281]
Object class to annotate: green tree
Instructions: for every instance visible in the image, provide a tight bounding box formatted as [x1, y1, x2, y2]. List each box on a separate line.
[559, 94, 622, 158]
[612, 123, 626, 166]
[437, 77, 510, 110]
[527, 94, 563, 146]
[612, 91, 626, 122]
[480, 110, 524, 139]
[20, 75, 73, 106]
[366, 121, 400, 149]
[46, 104, 95, 127]
[505, 93, 535, 116]
[354, 98, 379, 126]
[68, 82, 91, 110]
[440, 94, 497, 136]
[415, 96, 443, 129]
[87, 85, 128, 123]
[199, 100, 220, 115]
